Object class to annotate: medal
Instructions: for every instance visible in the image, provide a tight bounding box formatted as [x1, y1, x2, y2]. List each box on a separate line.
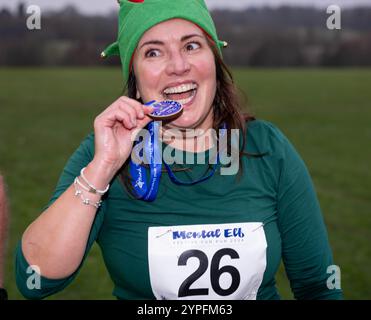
[147, 100, 183, 121]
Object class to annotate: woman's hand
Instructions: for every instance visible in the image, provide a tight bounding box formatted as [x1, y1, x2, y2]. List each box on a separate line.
[91, 96, 154, 178]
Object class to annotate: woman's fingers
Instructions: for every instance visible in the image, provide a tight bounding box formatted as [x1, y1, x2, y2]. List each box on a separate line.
[99, 96, 154, 129]
[118, 96, 155, 121]
[118, 103, 138, 127]
[143, 105, 155, 115]
[95, 108, 135, 130]
[119, 96, 145, 120]
[92, 96, 157, 170]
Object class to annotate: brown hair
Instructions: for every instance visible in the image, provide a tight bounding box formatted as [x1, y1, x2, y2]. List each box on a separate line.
[118, 36, 260, 197]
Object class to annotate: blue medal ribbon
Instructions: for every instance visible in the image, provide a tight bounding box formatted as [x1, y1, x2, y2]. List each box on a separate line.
[130, 120, 162, 201]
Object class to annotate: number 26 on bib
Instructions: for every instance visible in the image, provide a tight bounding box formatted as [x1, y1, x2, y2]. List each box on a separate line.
[148, 222, 267, 300]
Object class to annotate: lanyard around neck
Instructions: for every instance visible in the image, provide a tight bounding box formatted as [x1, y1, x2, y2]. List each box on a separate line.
[163, 122, 227, 186]
[130, 120, 227, 201]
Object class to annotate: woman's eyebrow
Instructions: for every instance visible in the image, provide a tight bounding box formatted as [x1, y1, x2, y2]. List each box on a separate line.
[139, 34, 204, 50]
[180, 34, 204, 42]
[139, 40, 164, 50]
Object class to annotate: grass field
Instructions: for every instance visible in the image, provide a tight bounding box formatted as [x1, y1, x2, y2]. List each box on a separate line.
[0, 67, 370, 300]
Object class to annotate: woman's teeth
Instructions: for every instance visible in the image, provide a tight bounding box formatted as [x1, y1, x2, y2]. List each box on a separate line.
[162, 83, 198, 105]
[174, 89, 196, 105]
[163, 83, 197, 94]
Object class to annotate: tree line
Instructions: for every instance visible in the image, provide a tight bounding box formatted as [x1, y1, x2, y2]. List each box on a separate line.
[0, 3, 370, 67]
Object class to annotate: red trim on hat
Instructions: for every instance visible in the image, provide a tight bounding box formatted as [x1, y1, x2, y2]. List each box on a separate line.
[128, 0, 144, 3]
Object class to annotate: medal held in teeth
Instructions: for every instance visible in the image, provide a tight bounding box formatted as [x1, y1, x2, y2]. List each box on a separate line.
[145, 82, 196, 121]
[147, 100, 183, 121]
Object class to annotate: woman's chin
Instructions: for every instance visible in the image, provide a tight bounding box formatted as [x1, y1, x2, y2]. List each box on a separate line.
[168, 108, 213, 130]
[167, 118, 198, 130]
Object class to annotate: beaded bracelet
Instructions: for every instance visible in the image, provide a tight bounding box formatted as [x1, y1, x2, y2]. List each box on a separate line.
[73, 178, 102, 209]
[80, 167, 110, 195]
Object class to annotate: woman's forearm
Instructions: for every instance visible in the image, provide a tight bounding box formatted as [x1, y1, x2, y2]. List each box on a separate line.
[21, 160, 114, 280]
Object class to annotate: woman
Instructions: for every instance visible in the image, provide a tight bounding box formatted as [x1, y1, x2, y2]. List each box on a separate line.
[16, 0, 342, 300]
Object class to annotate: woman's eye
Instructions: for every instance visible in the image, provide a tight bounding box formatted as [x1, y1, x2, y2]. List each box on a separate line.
[145, 49, 160, 58]
[186, 42, 201, 51]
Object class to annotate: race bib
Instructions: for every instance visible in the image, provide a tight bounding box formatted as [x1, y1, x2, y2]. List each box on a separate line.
[148, 222, 267, 300]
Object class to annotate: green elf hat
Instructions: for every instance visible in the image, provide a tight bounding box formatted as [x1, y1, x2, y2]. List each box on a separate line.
[101, 0, 228, 84]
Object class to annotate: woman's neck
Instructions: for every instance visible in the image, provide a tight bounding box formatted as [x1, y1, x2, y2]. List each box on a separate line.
[160, 127, 216, 153]
[160, 109, 216, 153]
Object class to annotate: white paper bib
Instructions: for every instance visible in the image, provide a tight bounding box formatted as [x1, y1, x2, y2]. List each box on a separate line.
[148, 222, 267, 300]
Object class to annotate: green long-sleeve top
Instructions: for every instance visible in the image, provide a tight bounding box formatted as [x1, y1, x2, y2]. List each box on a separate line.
[15, 120, 343, 300]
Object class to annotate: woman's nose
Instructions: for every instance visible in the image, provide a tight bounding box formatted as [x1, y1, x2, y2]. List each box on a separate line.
[165, 51, 191, 76]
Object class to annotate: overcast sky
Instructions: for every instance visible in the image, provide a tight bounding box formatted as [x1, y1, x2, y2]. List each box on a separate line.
[1, 0, 370, 15]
